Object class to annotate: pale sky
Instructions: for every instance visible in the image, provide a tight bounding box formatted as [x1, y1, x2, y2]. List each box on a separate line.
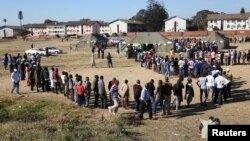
[1, 0, 249, 25]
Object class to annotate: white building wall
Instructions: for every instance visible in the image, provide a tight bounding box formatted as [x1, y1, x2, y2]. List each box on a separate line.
[0, 28, 14, 38]
[66, 25, 82, 35]
[165, 17, 186, 32]
[109, 20, 128, 34]
[208, 18, 250, 31]
[100, 25, 110, 34]
[27, 27, 47, 36]
[46, 25, 65, 36]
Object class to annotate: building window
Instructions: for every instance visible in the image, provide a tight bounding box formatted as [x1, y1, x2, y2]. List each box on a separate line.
[227, 25, 230, 28]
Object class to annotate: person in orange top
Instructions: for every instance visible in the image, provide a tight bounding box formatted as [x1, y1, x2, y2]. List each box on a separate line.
[75, 81, 85, 106]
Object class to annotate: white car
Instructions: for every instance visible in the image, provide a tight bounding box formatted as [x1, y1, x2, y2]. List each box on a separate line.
[25, 48, 46, 56]
[44, 47, 63, 55]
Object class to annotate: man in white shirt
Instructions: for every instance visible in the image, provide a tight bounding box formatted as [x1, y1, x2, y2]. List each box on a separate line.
[178, 57, 185, 77]
[206, 72, 215, 101]
[214, 72, 229, 105]
[10, 69, 20, 95]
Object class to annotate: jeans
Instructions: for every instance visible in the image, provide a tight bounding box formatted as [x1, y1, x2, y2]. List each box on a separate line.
[173, 95, 180, 111]
[100, 94, 107, 108]
[153, 98, 165, 114]
[200, 89, 208, 105]
[11, 81, 19, 94]
[109, 98, 119, 114]
[135, 98, 140, 111]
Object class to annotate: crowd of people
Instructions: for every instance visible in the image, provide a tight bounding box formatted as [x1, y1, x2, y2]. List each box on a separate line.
[2, 39, 248, 120]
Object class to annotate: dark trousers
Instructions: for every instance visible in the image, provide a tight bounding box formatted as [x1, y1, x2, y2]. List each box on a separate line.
[139, 100, 152, 119]
[100, 94, 107, 108]
[4, 63, 8, 70]
[44, 80, 50, 92]
[54, 82, 61, 94]
[227, 82, 231, 97]
[217, 88, 223, 105]
[135, 98, 140, 111]
[108, 61, 113, 68]
[94, 92, 99, 107]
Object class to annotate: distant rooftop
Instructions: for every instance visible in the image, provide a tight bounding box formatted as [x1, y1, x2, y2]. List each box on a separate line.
[109, 19, 144, 25]
[207, 12, 250, 20]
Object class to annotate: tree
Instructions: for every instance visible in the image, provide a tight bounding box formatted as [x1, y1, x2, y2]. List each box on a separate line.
[80, 18, 91, 22]
[240, 8, 245, 14]
[130, 9, 147, 22]
[3, 19, 7, 26]
[131, 0, 168, 31]
[44, 19, 57, 24]
[18, 11, 23, 27]
[191, 10, 218, 31]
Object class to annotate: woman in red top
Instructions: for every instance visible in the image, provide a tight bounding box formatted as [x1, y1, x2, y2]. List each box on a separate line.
[75, 81, 85, 106]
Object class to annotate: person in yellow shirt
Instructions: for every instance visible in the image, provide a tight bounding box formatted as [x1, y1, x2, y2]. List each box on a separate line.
[120, 80, 129, 109]
[170, 48, 174, 58]
[226, 68, 233, 97]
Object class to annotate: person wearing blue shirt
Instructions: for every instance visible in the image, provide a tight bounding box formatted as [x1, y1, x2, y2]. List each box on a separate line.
[3, 53, 9, 70]
[139, 83, 152, 120]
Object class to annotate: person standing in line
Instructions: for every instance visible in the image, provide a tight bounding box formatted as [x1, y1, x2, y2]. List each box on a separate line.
[163, 77, 172, 115]
[108, 80, 120, 115]
[68, 74, 75, 101]
[225, 68, 233, 97]
[153, 80, 165, 116]
[3, 53, 9, 70]
[98, 75, 107, 109]
[237, 50, 241, 65]
[242, 50, 246, 64]
[107, 52, 113, 68]
[185, 77, 194, 107]
[84, 77, 91, 107]
[147, 79, 155, 107]
[91, 53, 96, 68]
[206, 72, 215, 101]
[214, 72, 228, 105]
[75, 81, 85, 106]
[133, 80, 142, 112]
[197, 73, 208, 106]
[120, 80, 129, 109]
[93, 75, 99, 108]
[10, 68, 20, 95]
[173, 77, 184, 112]
[139, 83, 152, 120]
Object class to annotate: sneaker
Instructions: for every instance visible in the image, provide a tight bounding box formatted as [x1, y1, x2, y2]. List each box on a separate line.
[108, 107, 112, 113]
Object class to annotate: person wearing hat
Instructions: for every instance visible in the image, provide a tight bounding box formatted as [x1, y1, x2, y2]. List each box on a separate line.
[10, 69, 20, 95]
[133, 80, 142, 112]
[225, 68, 233, 97]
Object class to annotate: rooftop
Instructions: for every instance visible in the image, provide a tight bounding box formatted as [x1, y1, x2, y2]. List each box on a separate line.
[207, 12, 250, 20]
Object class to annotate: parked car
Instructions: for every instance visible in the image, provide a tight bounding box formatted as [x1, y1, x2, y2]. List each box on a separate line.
[44, 47, 63, 55]
[25, 48, 46, 56]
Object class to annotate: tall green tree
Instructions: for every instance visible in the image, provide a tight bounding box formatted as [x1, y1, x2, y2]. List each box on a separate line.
[191, 10, 218, 31]
[240, 8, 245, 14]
[131, 0, 168, 31]
[3, 19, 7, 26]
[18, 11, 23, 27]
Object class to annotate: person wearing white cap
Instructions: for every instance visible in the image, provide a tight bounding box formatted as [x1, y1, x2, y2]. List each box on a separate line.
[10, 68, 20, 95]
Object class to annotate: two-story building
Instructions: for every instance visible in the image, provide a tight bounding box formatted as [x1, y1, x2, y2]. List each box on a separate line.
[164, 16, 187, 32]
[46, 22, 66, 36]
[207, 13, 250, 31]
[23, 24, 47, 36]
[109, 19, 145, 34]
[99, 22, 110, 34]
